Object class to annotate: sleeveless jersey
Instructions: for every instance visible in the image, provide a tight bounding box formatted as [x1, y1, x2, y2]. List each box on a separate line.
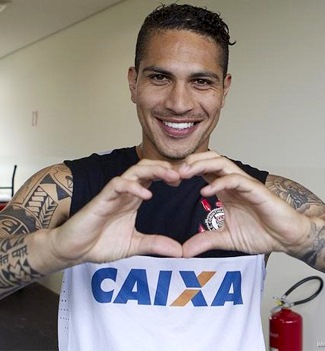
[59, 147, 269, 350]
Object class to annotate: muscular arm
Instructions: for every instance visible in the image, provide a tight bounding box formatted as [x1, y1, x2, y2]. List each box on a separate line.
[0, 159, 183, 299]
[0, 164, 72, 299]
[266, 174, 325, 271]
[179, 152, 325, 272]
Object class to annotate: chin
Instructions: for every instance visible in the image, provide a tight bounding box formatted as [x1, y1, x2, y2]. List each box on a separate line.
[158, 145, 198, 161]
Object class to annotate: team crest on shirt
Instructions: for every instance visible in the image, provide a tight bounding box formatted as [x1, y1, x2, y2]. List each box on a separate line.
[199, 199, 225, 232]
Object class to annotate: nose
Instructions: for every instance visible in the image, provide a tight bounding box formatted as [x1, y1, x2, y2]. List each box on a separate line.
[164, 82, 195, 114]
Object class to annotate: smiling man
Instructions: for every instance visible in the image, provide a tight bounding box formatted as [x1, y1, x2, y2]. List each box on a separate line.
[0, 4, 324, 351]
[128, 29, 231, 161]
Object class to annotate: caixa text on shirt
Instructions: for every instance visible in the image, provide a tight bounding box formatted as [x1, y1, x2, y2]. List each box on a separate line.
[91, 268, 243, 307]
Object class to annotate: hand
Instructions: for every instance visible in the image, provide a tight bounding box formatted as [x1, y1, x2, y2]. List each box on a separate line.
[178, 152, 311, 258]
[50, 159, 183, 266]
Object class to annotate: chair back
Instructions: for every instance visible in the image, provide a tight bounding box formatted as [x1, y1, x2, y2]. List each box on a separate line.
[0, 164, 17, 198]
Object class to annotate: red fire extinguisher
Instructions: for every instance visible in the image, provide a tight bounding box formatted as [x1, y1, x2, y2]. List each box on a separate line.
[269, 275, 323, 351]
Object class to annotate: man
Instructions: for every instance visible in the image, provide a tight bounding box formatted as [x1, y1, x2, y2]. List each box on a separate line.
[0, 3, 324, 350]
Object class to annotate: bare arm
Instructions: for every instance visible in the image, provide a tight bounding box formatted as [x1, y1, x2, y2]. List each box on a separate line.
[0, 160, 183, 299]
[265, 175, 325, 217]
[266, 174, 325, 271]
[180, 151, 325, 272]
[0, 164, 72, 298]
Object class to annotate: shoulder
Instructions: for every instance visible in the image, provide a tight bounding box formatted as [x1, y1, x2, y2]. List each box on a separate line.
[64, 147, 138, 178]
[15, 163, 72, 203]
[230, 158, 269, 184]
[64, 147, 139, 216]
[0, 163, 72, 234]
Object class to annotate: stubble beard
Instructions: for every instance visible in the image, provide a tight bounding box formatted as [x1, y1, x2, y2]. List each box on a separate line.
[140, 109, 211, 161]
[146, 131, 205, 161]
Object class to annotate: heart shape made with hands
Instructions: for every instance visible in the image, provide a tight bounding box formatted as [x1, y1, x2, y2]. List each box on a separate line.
[126, 155, 299, 259]
[78, 152, 298, 264]
[117, 155, 270, 259]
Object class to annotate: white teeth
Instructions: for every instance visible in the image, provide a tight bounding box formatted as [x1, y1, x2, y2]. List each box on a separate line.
[163, 121, 194, 130]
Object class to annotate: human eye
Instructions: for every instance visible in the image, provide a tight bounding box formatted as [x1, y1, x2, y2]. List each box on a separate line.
[149, 73, 169, 85]
[192, 78, 213, 90]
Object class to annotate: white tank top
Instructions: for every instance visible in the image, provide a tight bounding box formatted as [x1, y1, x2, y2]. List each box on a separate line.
[58, 255, 266, 351]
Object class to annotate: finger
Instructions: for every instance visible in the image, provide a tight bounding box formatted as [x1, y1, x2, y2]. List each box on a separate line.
[179, 154, 248, 180]
[201, 174, 291, 217]
[111, 177, 154, 198]
[200, 173, 261, 198]
[183, 150, 222, 164]
[179, 151, 222, 176]
[132, 233, 183, 258]
[123, 161, 180, 184]
[182, 230, 237, 257]
[75, 178, 151, 220]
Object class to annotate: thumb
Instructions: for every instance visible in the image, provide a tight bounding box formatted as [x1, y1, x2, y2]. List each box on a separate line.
[133, 233, 183, 258]
[182, 230, 234, 257]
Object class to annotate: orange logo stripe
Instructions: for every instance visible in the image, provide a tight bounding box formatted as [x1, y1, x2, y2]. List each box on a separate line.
[170, 271, 216, 306]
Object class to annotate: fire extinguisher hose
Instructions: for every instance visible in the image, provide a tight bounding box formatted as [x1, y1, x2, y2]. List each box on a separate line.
[275, 275, 324, 310]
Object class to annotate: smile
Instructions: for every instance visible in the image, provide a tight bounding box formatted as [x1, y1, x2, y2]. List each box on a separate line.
[162, 121, 195, 130]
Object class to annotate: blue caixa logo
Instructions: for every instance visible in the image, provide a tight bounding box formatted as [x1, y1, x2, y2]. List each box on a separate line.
[91, 268, 243, 307]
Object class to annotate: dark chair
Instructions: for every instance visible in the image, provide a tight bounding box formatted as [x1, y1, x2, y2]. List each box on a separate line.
[0, 165, 17, 210]
[0, 164, 17, 197]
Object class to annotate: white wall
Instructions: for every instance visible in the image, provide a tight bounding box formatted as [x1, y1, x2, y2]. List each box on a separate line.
[1, 0, 324, 349]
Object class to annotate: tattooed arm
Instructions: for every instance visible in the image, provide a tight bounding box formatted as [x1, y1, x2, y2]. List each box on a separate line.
[0, 164, 72, 299]
[0, 159, 183, 299]
[178, 151, 325, 272]
[265, 174, 325, 271]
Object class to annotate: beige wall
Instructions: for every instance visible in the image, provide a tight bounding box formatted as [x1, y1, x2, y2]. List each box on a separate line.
[1, 0, 325, 349]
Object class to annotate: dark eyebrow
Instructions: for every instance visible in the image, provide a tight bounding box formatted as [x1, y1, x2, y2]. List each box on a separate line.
[142, 65, 221, 82]
[190, 71, 221, 83]
[142, 66, 172, 76]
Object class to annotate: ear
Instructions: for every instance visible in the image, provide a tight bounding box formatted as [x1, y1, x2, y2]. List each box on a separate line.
[221, 73, 232, 108]
[128, 67, 138, 103]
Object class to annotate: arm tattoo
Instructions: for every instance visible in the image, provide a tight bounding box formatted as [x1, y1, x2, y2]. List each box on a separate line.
[0, 164, 72, 297]
[266, 175, 324, 215]
[0, 164, 72, 233]
[300, 223, 325, 272]
[0, 235, 43, 289]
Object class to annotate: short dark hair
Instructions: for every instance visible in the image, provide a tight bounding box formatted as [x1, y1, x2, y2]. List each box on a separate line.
[135, 3, 235, 77]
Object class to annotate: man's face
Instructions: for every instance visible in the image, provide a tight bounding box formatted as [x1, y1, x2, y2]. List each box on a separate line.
[128, 29, 231, 162]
